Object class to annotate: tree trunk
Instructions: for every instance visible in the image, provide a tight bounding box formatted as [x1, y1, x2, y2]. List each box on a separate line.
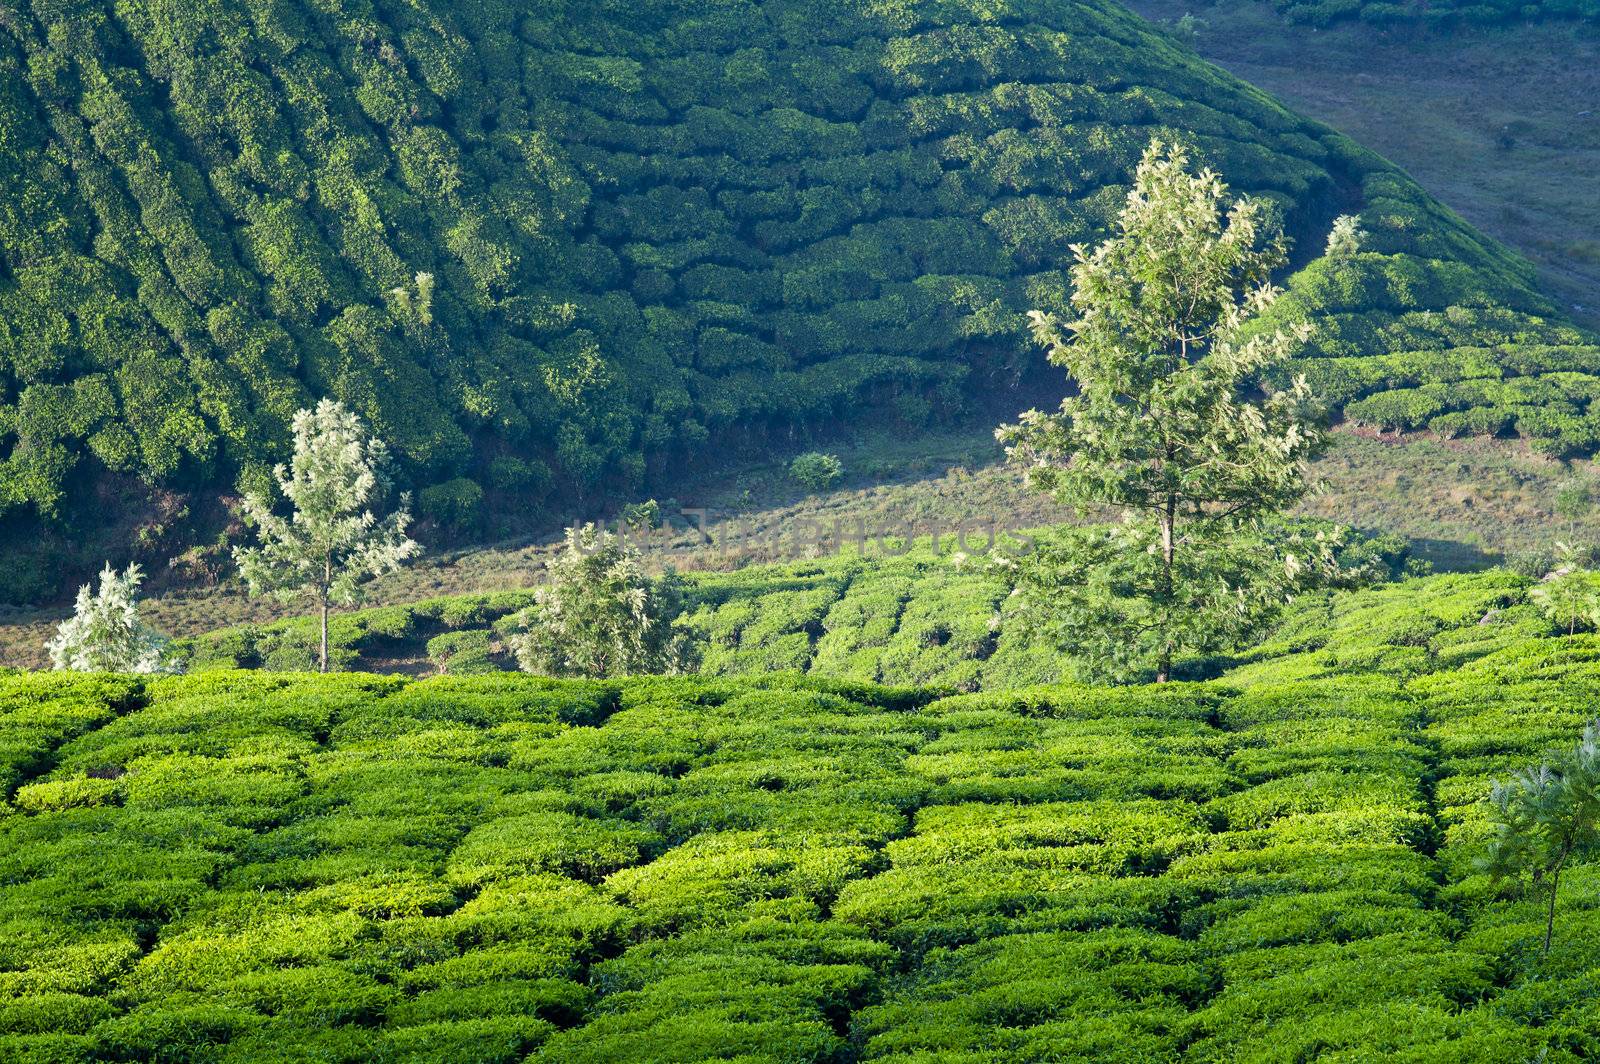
[1544, 856, 1566, 956]
[319, 556, 331, 674]
[1157, 496, 1176, 684]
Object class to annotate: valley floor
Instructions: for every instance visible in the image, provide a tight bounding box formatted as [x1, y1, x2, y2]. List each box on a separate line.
[1126, 0, 1600, 331]
[2, 422, 1594, 672]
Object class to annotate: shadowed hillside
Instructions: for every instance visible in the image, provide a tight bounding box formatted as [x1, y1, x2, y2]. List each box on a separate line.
[0, 0, 1593, 600]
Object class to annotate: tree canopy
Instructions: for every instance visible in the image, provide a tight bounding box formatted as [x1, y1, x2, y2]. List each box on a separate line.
[512, 523, 700, 679]
[233, 400, 420, 672]
[998, 140, 1336, 683]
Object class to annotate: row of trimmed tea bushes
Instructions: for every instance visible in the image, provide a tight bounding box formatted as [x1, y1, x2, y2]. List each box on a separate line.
[844, 677, 1518, 1060]
[1175, 680, 1503, 1061]
[180, 591, 539, 674]
[0, 671, 624, 1061]
[1224, 568, 1543, 684]
[530, 677, 941, 1060]
[857, 665, 1600, 1060]
[4, 664, 1599, 1057]
[0, 673, 140, 799]
[1331, 346, 1600, 459]
[173, 546, 1029, 688]
[0, 671, 947, 1061]
[690, 553, 1013, 690]
[174, 537, 1471, 690]
[843, 685, 1231, 1061]
[1419, 637, 1600, 1051]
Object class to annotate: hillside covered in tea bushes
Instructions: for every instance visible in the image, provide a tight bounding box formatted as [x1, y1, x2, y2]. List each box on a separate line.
[4, 569, 1600, 1060]
[2, 0, 1598, 597]
[174, 530, 1438, 686]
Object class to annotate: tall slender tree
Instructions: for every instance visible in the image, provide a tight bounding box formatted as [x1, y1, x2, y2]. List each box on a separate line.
[233, 399, 420, 672]
[998, 140, 1334, 682]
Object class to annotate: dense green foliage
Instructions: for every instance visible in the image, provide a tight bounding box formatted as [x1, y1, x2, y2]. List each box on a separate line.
[788, 453, 844, 494]
[5, 570, 1600, 1059]
[510, 525, 700, 679]
[1332, 344, 1600, 459]
[1000, 140, 1330, 681]
[0, 0, 1592, 597]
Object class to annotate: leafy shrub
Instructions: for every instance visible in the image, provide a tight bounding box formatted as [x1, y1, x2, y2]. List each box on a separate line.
[419, 479, 486, 531]
[511, 525, 701, 679]
[788, 452, 844, 493]
[46, 564, 176, 674]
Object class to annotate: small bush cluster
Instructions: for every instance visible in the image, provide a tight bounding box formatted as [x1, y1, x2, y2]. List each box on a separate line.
[788, 453, 844, 494]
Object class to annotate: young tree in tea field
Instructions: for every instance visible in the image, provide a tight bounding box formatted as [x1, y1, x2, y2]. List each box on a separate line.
[512, 523, 701, 679]
[1530, 544, 1600, 635]
[1555, 477, 1596, 542]
[1480, 720, 1600, 956]
[997, 140, 1334, 682]
[47, 563, 176, 673]
[233, 400, 420, 672]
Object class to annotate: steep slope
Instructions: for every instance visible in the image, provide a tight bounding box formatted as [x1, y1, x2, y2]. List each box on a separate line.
[0, 0, 1591, 596]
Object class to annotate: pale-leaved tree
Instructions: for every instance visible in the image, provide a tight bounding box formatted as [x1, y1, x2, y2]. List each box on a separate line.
[233, 399, 420, 672]
[1324, 213, 1365, 258]
[996, 139, 1336, 683]
[48, 563, 177, 673]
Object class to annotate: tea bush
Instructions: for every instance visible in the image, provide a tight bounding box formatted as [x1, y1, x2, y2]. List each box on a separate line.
[178, 534, 1480, 695]
[7, 578, 1600, 1057]
[0, 0, 1587, 593]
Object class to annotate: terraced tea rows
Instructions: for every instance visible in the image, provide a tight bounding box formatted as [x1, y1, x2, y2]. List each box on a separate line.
[2, 0, 1596, 593]
[179, 546, 1515, 690]
[4, 596, 1599, 1059]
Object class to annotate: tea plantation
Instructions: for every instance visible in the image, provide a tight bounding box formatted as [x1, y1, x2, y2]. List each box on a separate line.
[3, 0, 1599, 595]
[5, 570, 1600, 1060]
[176, 532, 1416, 687]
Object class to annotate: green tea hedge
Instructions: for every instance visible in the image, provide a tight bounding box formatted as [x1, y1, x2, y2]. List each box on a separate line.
[7, 585, 1600, 1058]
